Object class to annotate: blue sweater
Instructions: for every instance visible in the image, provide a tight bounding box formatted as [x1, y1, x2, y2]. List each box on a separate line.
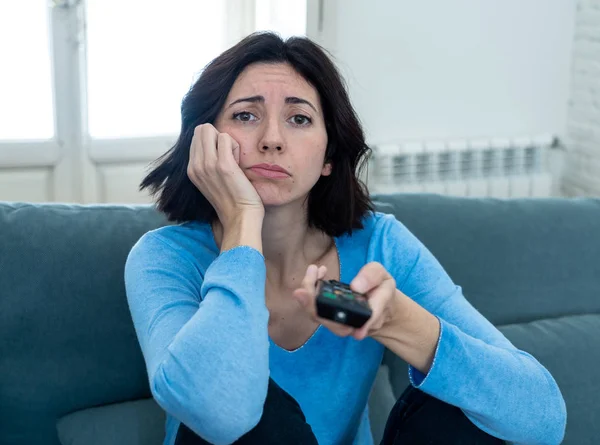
[124, 211, 566, 445]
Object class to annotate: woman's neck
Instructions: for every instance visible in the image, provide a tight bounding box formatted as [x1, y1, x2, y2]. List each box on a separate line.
[212, 207, 334, 289]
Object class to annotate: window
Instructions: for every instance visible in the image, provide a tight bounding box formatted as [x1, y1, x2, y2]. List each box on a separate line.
[0, 0, 307, 142]
[86, 0, 307, 139]
[0, 1, 54, 140]
[255, 0, 307, 39]
[0, 0, 308, 203]
[86, 0, 228, 139]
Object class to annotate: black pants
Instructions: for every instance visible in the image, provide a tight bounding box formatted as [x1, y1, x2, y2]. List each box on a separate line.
[175, 378, 506, 445]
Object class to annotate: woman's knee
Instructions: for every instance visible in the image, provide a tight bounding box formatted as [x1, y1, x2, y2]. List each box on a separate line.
[381, 386, 506, 445]
[175, 378, 318, 445]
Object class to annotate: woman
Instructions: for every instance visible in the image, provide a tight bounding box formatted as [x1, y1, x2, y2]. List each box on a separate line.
[125, 32, 566, 445]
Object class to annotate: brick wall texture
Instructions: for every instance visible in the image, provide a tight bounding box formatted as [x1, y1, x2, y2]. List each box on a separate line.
[563, 0, 600, 196]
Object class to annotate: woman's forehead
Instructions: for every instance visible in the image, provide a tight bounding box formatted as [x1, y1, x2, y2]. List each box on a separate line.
[228, 63, 320, 105]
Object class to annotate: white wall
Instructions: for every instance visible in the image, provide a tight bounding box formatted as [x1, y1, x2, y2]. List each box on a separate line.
[319, 0, 576, 145]
[563, 0, 600, 196]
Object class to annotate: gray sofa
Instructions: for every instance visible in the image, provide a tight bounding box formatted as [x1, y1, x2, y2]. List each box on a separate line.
[1, 194, 599, 445]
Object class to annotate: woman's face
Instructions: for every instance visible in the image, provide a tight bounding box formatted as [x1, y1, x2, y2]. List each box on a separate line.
[214, 62, 330, 208]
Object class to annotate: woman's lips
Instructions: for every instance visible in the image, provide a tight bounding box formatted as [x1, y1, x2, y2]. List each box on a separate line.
[248, 167, 290, 179]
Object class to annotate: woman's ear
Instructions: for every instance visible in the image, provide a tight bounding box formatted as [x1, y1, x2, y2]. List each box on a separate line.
[321, 162, 332, 176]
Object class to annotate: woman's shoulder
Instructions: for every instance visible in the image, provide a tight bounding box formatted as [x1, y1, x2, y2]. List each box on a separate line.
[349, 210, 423, 269]
[352, 210, 412, 243]
[128, 221, 219, 267]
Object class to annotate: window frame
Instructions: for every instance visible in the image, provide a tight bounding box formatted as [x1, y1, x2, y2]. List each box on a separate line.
[0, 0, 314, 202]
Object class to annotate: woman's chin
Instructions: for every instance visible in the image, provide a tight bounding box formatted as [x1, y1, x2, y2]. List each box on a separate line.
[255, 188, 304, 209]
[250, 179, 312, 210]
[259, 195, 289, 208]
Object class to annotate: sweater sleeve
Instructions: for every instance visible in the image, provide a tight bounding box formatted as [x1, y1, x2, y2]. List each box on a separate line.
[378, 214, 567, 445]
[124, 231, 270, 445]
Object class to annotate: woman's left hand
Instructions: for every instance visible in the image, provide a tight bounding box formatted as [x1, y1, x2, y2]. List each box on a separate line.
[292, 262, 400, 341]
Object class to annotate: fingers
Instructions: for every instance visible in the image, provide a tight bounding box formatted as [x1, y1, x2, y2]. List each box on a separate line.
[216, 133, 232, 173]
[188, 126, 201, 182]
[216, 133, 241, 169]
[317, 265, 327, 280]
[293, 265, 357, 338]
[347, 262, 396, 340]
[350, 262, 393, 295]
[321, 319, 355, 337]
[186, 124, 263, 219]
[300, 264, 319, 295]
[352, 278, 396, 340]
[230, 134, 241, 164]
[188, 124, 217, 184]
[294, 264, 326, 310]
[200, 124, 219, 167]
[188, 124, 242, 187]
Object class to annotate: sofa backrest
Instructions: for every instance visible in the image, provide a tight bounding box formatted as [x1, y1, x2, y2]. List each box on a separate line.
[0, 203, 169, 445]
[373, 194, 600, 325]
[1, 194, 599, 445]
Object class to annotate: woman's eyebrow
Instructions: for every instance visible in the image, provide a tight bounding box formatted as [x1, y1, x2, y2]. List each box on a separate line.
[226, 95, 318, 113]
[285, 97, 318, 113]
[227, 95, 264, 109]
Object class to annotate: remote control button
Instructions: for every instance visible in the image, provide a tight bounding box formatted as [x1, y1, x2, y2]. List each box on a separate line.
[322, 291, 337, 299]
[334, 311, 347, 322]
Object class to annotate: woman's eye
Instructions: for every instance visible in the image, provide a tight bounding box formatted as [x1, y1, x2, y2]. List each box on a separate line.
[290, 115, 312, 126]
[233, 111, 257, 122]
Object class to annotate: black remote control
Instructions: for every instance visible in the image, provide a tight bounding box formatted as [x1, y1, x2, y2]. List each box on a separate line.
[316, 279, 372, 328]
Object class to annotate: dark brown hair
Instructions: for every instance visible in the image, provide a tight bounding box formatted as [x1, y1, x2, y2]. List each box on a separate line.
[141, 31, 373, 237]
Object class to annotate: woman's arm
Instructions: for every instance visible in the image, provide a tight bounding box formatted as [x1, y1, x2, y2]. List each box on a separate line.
[124, 224, 269, 445]
[373, 214, 567, 445]
[370, 290, 440, 375]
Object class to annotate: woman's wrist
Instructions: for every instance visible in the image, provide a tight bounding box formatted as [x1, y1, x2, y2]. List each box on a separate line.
[372, 291, 441, 374]
[220, 210, 264, 254]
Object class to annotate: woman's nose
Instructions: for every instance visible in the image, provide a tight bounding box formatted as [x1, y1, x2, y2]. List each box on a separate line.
[259, 119, 285, 152]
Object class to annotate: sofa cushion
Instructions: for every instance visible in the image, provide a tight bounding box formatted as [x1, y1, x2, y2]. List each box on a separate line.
[383, 313, 600, 445]
[54, 387, 399, 445]
[499, 314, 600, 445]
[56, 398, 165, 445]
[367, 365, 397, 445]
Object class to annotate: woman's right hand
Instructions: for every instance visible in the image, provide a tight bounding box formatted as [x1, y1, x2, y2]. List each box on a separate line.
[187, 124, 264, 227]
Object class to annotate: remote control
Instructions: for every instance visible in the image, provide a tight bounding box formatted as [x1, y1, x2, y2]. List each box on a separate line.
[316, 279, 372, 328]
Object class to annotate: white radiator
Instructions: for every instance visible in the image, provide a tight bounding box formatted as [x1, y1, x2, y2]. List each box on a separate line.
[366, 135, 558, 198]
